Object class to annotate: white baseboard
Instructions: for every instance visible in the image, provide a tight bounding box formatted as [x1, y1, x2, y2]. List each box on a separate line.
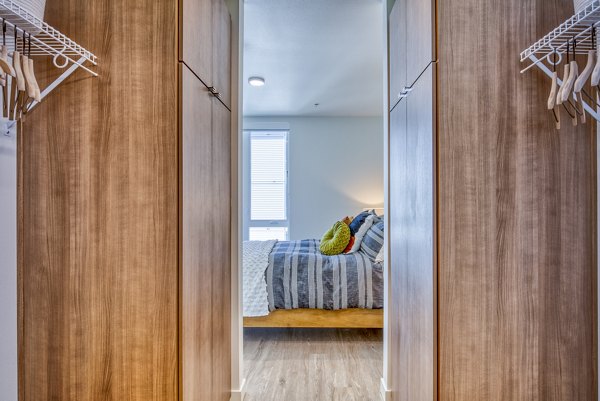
[380, 377, 391, 401]
[230, 378, 246, 401]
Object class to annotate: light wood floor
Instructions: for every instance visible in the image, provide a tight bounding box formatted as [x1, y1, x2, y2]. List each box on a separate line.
[243, 328, 383, 401]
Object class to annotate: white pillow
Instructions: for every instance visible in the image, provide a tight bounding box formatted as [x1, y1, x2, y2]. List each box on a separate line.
[348, 214, 374, 253]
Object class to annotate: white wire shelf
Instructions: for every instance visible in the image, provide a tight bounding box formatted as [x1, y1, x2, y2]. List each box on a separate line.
[520, 1, 600, 123]
[0, 0, 97, 75]
[521, 1, 600, 71]
[0, 0, 98, 116]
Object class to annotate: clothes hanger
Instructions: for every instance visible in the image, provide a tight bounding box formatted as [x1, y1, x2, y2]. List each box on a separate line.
[556, 42, 577, 123]
[574, 25, 600, 115]
[562, 38, 583, 124]
[10, 26, 26, 120]
[0, 21, 14, 118]
[591, 27, 600, 92]
[561, 39, 580, 124]
[574, 30, 597, 123]
[20, 32, 37, 113]
[0, 20, 14, 77]
[21, 33, 41, 113]
[548, 50, 561, 129]
[27, 34, 41, 103]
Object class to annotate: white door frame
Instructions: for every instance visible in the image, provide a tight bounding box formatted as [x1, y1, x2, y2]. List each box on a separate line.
[230, 2, 391, 400]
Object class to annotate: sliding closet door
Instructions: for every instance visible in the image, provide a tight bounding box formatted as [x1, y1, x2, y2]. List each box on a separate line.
[180, 64, 217, 401]
[389, 65, 436, 401]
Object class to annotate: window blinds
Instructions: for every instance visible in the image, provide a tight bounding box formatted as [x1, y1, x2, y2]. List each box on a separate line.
[250, 131, 288, 221]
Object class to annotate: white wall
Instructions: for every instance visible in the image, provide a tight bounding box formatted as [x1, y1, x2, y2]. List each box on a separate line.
[0, 123, 17, 401]
[244, 116, 384, 240]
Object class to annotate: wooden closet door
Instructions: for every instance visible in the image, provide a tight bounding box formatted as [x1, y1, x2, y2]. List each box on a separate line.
[390, 65, 436, 401]
[210, 100, 231, 401]
[405, 0, 435, 85]
[180, 64, 216, 401]
[212, 0, 231, 108]
[389, 97, 408, 400]
[179, 0, 212, 84]
[389, 0, 407, 109]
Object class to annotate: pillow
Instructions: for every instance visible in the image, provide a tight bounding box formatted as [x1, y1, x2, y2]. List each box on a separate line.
[348, 211, 371, 236]
[375, 246, 384, 263]
[343, 236, 355, 253]
[360, 220, 384, 260]
[320, 221, 351, 255]
[348, 214, 374, 253]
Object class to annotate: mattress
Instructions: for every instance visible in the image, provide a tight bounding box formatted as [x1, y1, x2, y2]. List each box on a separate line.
[243, 239, 384, 317]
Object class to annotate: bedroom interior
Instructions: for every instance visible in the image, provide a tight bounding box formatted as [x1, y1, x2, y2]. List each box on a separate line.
[241, 1, 386, 399]
[0, 0, 597, 400]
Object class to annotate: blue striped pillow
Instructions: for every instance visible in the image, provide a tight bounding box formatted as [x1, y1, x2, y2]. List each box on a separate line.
[359, 221, 384, 259]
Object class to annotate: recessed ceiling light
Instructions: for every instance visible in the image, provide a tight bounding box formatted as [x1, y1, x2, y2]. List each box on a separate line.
[248, 76, 265, 87]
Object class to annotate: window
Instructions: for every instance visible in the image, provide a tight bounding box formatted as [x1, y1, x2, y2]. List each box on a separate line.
[245, 130, 289, 241]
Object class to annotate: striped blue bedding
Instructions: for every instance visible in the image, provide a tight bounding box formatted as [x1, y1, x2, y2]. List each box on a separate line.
[266, 239, 384, 311]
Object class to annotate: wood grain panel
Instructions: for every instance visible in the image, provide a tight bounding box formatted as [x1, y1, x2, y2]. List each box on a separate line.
[389, 94, 407, 400]
[180, 0, 213, 86]
[180, 64, 231, 401]
[405, 0, 434, 84]
[389, 66, 436, 401]
[389, 0, 406, 109]
[211, 99, 231, 401]
[437, 0, 596, 400]
[213, 0, 232, 108]
[19, 0, 179, 400]
[180, 64, 215, 401]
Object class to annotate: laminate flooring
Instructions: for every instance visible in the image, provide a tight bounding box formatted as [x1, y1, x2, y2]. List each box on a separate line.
[243, 328, 383, 401]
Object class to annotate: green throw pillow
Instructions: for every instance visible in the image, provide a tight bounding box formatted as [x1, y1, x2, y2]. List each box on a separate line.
[320, 221, 351, 255]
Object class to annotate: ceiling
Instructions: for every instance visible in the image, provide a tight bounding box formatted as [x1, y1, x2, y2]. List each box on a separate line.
[243, 0, 384, 117]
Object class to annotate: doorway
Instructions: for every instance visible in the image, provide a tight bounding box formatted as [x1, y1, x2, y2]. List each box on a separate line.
[232, 1, 391, 400]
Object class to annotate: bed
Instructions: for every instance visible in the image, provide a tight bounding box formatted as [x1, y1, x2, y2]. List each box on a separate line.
[243, 238, 384, 328]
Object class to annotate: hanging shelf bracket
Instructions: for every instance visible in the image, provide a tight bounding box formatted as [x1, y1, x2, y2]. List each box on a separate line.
[26, 55, 88, 113]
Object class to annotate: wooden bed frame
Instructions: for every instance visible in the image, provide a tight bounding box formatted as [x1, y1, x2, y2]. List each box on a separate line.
[243, 308, 383, 328]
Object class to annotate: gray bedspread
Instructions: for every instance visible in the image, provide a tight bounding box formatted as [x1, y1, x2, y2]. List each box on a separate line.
[266, 239, 383, 311]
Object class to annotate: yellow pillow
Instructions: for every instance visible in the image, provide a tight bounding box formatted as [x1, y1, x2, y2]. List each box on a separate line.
[320, 221, 351, 255]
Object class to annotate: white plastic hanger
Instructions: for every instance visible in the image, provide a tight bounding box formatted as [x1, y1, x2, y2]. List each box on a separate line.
[575, 30, 599, 123]
[21, 33, 38, 113]
[557, 42, 579, 125]
[562, 39, 584, 125]
[10, 28, 26, 120]
[591, 28, 600, 88]
[548, 52, 561, 129]
[0, 21, 15, 118]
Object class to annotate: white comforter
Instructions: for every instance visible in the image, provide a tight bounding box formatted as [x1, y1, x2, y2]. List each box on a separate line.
[243, 240, 277, 317]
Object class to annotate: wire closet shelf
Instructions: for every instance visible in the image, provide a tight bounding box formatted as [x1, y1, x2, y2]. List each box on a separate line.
[0, 0, 97, 114]
[520, 0, 600, 122]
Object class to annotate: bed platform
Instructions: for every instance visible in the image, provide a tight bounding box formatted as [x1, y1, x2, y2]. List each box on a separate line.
[243, 308, 383, 328]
